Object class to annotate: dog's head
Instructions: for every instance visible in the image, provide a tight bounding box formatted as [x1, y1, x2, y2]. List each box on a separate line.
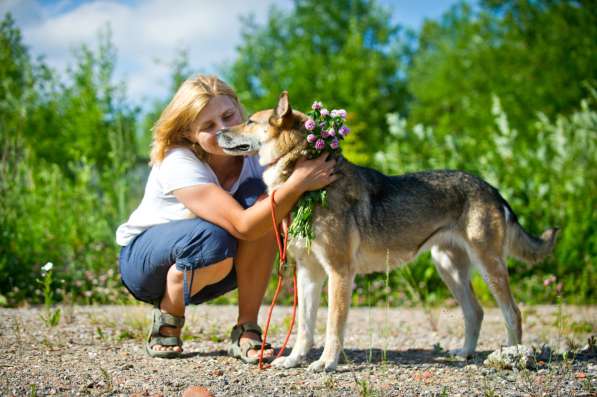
[216, 92, 307, 167]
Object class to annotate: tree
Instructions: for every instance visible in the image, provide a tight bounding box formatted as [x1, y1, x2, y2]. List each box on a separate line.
[407, 0, 597, 141]
[227, 0, 409, 165]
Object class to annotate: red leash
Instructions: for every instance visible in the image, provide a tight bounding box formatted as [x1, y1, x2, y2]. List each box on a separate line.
[258, 190, 298, 369]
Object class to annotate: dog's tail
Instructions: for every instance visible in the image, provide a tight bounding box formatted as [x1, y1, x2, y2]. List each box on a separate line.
[504, 205, 560, 264]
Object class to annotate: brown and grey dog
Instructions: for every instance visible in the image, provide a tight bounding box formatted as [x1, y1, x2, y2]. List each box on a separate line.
[217, 92, 559, 372]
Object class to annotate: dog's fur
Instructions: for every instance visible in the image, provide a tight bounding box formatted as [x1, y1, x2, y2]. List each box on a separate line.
[217, 92, 559, 372]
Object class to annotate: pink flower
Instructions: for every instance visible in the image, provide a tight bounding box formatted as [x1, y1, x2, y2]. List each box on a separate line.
[330, 109, 338, 118]
[320, 108, 329, 117]
[305, 119, 316, 130]
[543, 275, 557, 287]
[315, 139, 325, 150]
[311, 101, 322, 110]
[330, 139, 339, 149]
[327, 128, 336, 137]
[339, 125, 350, 136]
[321, 130, 329, 138]
[337, 109, 347, 119]
[307, 134, 317, 143]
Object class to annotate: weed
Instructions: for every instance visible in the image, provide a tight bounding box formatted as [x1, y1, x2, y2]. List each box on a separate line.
[482, 382, 499, 397]
[587, 335, 596, 353]
[96, 327, 106, 341]
[323, 375, 336, 390]
[38, 263, 61, 327]
[99, 366, 113, 394]
[341, 350, 381, 397]
[432, 342, 445, 354]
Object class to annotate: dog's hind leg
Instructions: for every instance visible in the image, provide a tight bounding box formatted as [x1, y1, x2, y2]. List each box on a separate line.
[272, 257, 326, 369]
[308, 268, 355, 372]
[431, 245, 483, 357]
[470, 248, 522, 347]
[465, 205, 522, 347]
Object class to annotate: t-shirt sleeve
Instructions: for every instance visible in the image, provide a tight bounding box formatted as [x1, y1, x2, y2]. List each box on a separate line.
[157, 148, 216, 194]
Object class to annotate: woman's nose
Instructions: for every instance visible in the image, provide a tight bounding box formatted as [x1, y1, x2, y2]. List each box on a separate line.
[213, 118, 226, 132]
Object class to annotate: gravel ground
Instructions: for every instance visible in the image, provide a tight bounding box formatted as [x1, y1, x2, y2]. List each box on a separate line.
[1, 304, 595, 396]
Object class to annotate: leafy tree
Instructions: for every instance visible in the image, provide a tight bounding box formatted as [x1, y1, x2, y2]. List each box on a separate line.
[407, 0, 597, 140]
[227, 0, 409, 165]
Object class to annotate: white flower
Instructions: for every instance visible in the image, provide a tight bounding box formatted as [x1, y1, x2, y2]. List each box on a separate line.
[41, 262, 54, 273]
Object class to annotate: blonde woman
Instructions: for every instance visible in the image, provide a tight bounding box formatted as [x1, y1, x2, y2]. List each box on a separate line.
[116, 75, 337, 361]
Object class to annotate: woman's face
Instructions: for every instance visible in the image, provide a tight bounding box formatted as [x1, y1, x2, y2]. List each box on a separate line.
[189, 95, 243, 156]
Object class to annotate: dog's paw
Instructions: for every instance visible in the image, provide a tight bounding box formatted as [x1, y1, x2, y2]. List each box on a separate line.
[307, 359, 337, 372]
[449, 348, 473, 359]
[272, 356, 302, 369]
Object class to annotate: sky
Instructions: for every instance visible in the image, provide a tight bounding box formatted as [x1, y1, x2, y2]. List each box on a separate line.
[1, 0, 461, 107]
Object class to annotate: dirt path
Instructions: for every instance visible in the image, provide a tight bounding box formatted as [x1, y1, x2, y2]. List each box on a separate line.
[1, 304, 595, 396]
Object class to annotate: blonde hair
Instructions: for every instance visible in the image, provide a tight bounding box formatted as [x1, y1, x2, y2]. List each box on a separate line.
[149, 75, 243, 164]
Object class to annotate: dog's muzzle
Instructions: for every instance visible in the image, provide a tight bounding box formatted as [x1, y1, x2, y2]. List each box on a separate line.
[216, 130, 260, 154]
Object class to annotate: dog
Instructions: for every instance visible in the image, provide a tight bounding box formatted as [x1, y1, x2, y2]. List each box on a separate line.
[217, 92, 559, 372]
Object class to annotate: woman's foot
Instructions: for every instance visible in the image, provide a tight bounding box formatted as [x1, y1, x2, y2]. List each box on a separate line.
[228, 322, 275, 363]
[241, 330, 274, 359]
[151, 311, 183, 353]
[146, 308, 185, 358]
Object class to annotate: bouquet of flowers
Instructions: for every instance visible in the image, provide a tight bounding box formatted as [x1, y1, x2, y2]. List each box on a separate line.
[288, 101, 350, 248]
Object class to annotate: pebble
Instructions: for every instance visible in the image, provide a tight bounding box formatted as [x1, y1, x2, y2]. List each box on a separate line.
[182, 386, 213, 397]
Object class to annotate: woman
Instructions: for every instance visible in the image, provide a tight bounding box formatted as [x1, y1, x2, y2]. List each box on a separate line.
[116, 75, 337, 362]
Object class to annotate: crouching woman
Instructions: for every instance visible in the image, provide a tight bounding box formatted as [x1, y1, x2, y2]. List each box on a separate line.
[115, 75, 337, 362]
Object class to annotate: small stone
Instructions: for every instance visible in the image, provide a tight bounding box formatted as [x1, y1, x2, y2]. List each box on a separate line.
[182, 386, 214, 397]
[575, 372, 587, 379]
[484, 345, 536, 370]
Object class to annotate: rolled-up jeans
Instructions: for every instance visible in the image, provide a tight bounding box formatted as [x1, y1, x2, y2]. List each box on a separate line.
[118, 178, 266, 306]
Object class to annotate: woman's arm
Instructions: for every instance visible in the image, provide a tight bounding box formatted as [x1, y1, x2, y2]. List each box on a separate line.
[173, 154, 337, 240]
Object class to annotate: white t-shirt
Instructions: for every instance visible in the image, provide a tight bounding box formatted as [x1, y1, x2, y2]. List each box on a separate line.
[115, 147, 264, 246]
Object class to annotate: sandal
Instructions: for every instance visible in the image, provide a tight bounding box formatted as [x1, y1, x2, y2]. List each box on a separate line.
[227, 322, 273, 364]
[145, 306, 185, 358]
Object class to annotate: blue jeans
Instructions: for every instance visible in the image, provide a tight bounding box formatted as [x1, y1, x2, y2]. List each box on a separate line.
[119, 178, 266, 306]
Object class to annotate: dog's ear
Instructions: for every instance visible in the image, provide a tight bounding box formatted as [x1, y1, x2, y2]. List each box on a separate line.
[270, 91, 292, 127]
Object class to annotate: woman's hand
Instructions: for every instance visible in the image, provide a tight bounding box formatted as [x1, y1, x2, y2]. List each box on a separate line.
[286, 153, 339, 193]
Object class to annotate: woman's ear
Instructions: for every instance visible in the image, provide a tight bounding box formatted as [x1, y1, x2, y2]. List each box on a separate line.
[271, 91, 292, 127]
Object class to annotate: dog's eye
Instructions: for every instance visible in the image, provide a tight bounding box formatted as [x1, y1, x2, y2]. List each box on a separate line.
[247, 119, 255, 125]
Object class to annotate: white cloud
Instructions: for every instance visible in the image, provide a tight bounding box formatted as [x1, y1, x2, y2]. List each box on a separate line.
[3, 0, 292, 105]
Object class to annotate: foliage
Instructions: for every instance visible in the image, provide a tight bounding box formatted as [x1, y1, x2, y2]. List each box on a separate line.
[1, 0, 596, 306]
[408, 0, 597, 139]
[0, 15, 137, 305]
[226, 0, 409, 166]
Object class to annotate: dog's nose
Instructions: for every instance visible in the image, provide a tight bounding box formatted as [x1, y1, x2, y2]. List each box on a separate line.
[216, 130, 231, 143]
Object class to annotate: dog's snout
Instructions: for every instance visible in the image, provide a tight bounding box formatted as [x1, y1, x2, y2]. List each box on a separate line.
[216, 130, 231, 142]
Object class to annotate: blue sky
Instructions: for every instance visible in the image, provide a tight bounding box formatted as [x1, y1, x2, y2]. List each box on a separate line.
[2, 0, 461, 106]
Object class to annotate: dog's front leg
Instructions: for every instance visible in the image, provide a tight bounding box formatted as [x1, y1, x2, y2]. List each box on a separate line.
[272, 259, 326, 369]
[308, 269, 354, 372]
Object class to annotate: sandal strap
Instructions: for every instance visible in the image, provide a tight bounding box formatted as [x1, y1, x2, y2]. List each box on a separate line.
[159, 311, 185, 328]
[151, 308, 185, 333]
[230, 322, 263, 343]
[147, 335, 181, 348]
[239, 338, 271, 357]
